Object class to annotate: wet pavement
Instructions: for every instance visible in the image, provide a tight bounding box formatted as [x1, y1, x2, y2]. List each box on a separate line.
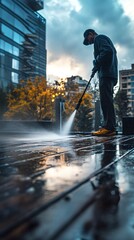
[0, 131, 134, 240]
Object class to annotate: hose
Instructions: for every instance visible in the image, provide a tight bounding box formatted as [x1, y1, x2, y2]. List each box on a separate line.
[75, 76, 93, 111]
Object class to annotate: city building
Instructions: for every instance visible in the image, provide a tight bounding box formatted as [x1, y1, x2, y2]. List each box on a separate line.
[119, 64, 134, 115]
[65, 75, 89, 96]
[0, 0, 46, 90]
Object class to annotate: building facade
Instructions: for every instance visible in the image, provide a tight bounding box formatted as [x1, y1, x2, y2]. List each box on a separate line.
[119, 64, 134, 115]
[65, 75, 89, 96]
[0, 0, 46, 90]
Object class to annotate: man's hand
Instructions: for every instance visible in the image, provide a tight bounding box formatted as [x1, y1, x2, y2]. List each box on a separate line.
[93, 59, 97, 67]
[91, 60, 98, 78]
[91, 68, 97, 78]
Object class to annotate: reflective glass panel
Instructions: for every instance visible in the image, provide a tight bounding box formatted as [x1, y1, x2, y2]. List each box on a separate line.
[12, 59, 19, 70]
[5, 42, 12, 54]
[12, 72, 19, 83]
[13, 46, 19, 56]
[2, 24, 13, 39]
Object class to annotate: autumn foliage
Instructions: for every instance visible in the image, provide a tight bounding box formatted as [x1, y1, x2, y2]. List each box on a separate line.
[4, 76, 94, 132]
[4, 77, 60, 120]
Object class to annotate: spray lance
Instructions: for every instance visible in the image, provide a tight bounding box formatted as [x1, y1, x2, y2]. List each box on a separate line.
[75, 69, 96, 111]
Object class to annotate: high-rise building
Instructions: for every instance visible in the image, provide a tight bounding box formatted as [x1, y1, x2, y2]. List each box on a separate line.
[119, 64, 134, 115]
[0, 0, 46, 89]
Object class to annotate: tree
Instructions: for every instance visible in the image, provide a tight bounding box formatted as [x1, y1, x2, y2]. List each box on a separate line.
[4, 77, 55, 120]
[74, 93, 93, 131]
[63, 92, 93, 132]
[0, 88, 8, 119]
[4, 76, 94, 132]
[114, 88, 129, 122]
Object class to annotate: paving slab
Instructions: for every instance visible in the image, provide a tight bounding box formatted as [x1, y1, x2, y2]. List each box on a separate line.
[0, 132, 134, 240]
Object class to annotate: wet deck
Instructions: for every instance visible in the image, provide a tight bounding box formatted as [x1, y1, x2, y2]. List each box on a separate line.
[0, 131, 134, 240]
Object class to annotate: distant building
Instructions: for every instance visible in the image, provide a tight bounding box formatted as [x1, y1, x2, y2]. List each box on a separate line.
[119, 64, 134, 115]
[65, 75, 89, 95]
[0, 0, 46, 90]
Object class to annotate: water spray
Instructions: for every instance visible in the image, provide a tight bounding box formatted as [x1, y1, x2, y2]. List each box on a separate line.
[61, 73, 94, 136]
[75, 75, 93, 111]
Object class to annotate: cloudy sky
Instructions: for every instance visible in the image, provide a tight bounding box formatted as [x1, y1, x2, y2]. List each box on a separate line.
[39, 0, 134, 81]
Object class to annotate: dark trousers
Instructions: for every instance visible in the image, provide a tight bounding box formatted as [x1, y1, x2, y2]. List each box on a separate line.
[99, 78, 116, 131]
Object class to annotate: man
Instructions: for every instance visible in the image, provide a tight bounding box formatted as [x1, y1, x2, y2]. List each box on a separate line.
[83, 29, 118, 136]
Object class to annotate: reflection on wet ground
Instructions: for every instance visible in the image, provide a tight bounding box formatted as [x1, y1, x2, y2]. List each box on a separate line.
[0, 132, 134, 240]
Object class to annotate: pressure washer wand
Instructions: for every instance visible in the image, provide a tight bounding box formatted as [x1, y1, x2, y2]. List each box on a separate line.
[75, 75, 93, 111]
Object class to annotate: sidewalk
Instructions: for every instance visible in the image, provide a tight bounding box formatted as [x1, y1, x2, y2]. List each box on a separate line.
[0, 132, 134, 240]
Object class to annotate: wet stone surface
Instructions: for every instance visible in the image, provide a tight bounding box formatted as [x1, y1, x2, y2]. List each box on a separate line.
[0, 132, 134, 240]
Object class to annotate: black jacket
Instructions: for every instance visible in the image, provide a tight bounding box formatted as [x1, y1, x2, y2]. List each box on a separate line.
[94, 34, 118, 83]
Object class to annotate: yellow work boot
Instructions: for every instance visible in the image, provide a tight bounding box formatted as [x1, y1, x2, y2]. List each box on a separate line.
[92, 128, 116, 137]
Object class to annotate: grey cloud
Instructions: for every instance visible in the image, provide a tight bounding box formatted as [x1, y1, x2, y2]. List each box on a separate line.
[78, 0, 133, 45]
[41, 0, 134, 78]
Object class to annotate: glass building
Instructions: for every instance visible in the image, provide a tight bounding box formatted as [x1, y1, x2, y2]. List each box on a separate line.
[0, 0, 46, 89]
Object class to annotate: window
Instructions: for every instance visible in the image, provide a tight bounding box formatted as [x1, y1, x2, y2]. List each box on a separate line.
[131, 76, 134, 80]
[0, 39, 5, 49]
[2, 24, 24, 44]
[2, 24, 13, 39]
[0, 39, 20, 56]
[0, 52, 5, 65]
[1, 8, 14, 24]
[5, 42, 12, 54]
[131, 82, 134, 87]
[12, 59, 19, 70]
[13, 32, 24, 45]
[15, 19, 26, 33]
[12, 72, 18, 83]
[13, 46, 19, 56]
[1, 0, 14, 11]
[122, 83, 127, 88]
